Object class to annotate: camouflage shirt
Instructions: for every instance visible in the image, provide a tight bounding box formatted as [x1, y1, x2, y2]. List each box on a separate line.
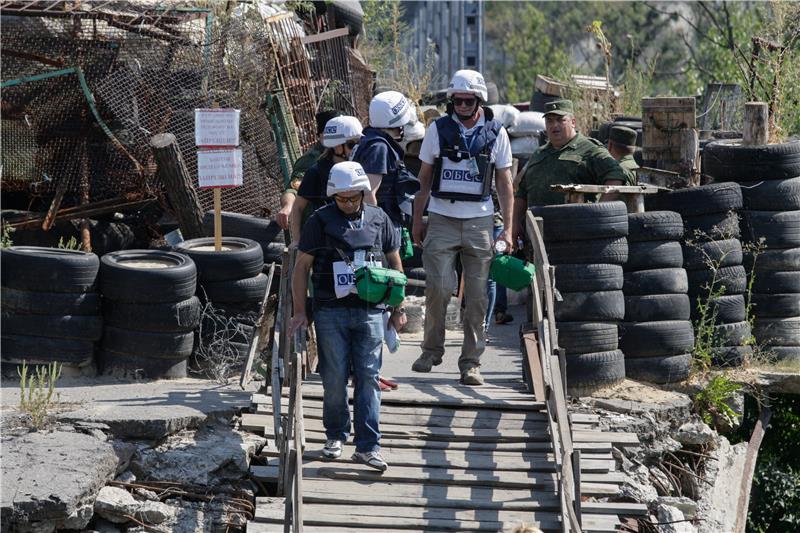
[516, 133, 628, 206]
[285, 142, 324, 193]
[617, 154, 639, 186]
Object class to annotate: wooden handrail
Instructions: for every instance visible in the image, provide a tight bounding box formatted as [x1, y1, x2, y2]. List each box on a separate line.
[525, 211, 583, 533]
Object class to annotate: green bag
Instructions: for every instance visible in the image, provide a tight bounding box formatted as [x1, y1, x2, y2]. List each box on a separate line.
[354, 265, 407, 306]
[400, 227, 414, 260]
[489, 254, 536, 291]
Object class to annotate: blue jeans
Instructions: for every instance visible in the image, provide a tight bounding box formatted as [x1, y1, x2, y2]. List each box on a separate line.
[314, 305, 384, 453]
[485, 225, 508, 330]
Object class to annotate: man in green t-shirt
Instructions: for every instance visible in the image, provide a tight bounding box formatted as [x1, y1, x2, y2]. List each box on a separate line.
[512, 99, 627, 244]
[275, 110, 341, 230]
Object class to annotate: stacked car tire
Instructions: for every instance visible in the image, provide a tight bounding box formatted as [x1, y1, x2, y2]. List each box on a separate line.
[704, 139, 800, 362]
[657, 182, 751, 367]
[1, 247, 102, 376]
[176, 237, 267, 364]
[531, 202, 628, 393]
[203, 211, 283, 266]
[619, 212, 693, 383]
[99, 250, 199, 378]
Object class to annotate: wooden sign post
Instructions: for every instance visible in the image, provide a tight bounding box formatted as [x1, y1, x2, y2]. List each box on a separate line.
[195, 107, 242, 251]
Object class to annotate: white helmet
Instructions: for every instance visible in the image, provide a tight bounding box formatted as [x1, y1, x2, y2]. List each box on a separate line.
[369, 91, 416, 129]
[322, 116, 363, 148]
[326, 161, 372, 197]
[399, 121, 426, 150]
[446, 69, 488, 102]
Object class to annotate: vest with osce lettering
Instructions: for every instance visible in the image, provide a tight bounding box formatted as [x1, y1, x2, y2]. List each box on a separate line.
[431, 110, 502, 202]
[311, 203, 388, 307]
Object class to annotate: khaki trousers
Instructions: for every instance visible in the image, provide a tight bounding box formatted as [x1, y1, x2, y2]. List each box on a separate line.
[421, 213, 494, 372]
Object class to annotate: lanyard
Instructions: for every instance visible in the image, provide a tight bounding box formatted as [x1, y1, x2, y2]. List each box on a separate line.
[459, 127, 482, 154]
[346, 210, 365, 230]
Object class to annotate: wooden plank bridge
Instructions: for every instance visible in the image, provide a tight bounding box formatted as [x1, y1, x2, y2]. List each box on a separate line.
[242, 213, 645, 532]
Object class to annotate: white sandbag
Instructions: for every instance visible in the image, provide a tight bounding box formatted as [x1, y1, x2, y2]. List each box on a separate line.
[489, 104, 520, 129]
[510, 135, 539, 156]
[508, 111, 545, 137]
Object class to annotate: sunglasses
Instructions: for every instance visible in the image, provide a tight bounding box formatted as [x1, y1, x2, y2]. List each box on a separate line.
[452, 97, 477, 106]
[334, 194, 362, 205]
[344, 140, 358, 149]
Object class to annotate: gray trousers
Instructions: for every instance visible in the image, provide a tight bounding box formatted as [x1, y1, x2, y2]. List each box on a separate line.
[421, 212, 494, 372]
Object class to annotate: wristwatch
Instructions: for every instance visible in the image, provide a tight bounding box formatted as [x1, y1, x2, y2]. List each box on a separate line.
[394, 307, 406, 314]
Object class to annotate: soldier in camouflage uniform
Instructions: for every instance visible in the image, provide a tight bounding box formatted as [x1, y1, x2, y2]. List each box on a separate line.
[512, 99, 628, 244]
[607, 125, 640, 185]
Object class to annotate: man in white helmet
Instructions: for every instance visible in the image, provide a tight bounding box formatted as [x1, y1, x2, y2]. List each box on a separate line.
[289, 161, 407, 472]
[352, 91, 420, 231]
[411, 69, 514, 386]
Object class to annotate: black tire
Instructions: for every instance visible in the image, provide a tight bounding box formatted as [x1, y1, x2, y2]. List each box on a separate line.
[90, 221, 135, 255]
[625, 354, 691, 384]
[1, 334, 94, 365]
[619, 320, 695, 357]
[202, 211, 283, 244]
[690, 294, 746, 323]
[770, 346, 800, 363]
[703, 138, 800, 181]
[98, 350, 187, 379]
[263, 242, 285, 265]
[687, 265, 747, 297]
[176, 237, 263, 282]
[741, 210, 800, 248]
[682, 239, 743, 270]
[753, 318, 800, 347]
[627, 211, 684, 242]
[555, 290, 624, 321]
[1, 287, 100, 315]
[626, 240, 684, 271]
[200, 273, 269, 304]
[751, 269, 800, 294]
[103, 296, 201, 333]
[554, 264, 623, 292]
[100, 250, 197, 304]
[712, 321, 752, 346]
[623, 268, 688, 295]
[659, 183, 742, 216]
[545, 237, 628, 265]
[711, 345, 751, 368]
[625, 294, 691, 321]
[1, 314, 103, 341]
[683, 211, 741, 242]
[745, 247, 800, 271]
[738, 178, 800, 211]
[750, 293, 800, 318]
[556, 322, 619, 355]
[565, 349, 626, 390]
[531, 202, 629, 242]
[1, 246, 99, 293]
[101, 326, 195, 357]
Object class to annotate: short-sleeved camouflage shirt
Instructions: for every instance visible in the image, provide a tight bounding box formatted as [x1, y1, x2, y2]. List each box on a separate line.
[515, 133, 628, 206]
[618, 154, 639, 186]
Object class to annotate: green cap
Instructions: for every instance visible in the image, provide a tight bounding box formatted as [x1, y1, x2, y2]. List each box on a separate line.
[543, 99, 574, 116]
[609, 125, 638, 147]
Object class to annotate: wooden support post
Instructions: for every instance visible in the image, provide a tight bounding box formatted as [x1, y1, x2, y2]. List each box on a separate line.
[150, 133, 205, 239]
[743, 102, 769, 146]
[679, 128, 699, 185]
[734, 405, 772, 533]
[573, 449, 582, 528]
[80, 109, 91, 252]
[213, 188, 222, 251]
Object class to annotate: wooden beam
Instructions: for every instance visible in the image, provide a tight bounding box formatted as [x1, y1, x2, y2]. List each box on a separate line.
[743, 102, 769, 146]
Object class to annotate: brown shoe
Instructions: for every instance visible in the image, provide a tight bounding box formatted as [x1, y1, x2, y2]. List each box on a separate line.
[460, 367, 484, 386]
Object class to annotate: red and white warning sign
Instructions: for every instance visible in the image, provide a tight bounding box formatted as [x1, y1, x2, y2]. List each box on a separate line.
[197, 148, 243, 189]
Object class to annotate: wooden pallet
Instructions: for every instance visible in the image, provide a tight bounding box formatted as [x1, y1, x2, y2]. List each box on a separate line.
[245, 377, 644, 532]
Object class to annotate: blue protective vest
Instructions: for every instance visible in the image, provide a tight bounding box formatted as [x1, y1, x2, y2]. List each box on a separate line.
[311, 203, 386, 307]
[431, 108, 502, 202]
[353, 128, 419, 226]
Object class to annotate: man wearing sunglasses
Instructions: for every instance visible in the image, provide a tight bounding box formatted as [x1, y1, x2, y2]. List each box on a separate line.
[410, 69, 514, 386]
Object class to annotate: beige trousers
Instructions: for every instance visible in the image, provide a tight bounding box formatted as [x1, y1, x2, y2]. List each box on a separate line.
[421, 212, 494, 372]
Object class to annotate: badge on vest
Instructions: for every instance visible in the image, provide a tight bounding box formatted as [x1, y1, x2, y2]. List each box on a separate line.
[438, 157, 485, 196]
[332, 251, 382, 299]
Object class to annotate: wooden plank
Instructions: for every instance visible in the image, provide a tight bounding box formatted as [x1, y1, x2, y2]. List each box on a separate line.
[573, 430, 639, 444]
[300, 27, 349, 44]
[581, 501, 648, 516]
[523, 332, 547, 401]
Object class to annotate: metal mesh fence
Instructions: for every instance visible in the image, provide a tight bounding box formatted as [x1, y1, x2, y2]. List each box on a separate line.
[304, 29, 357, 117]
[699, 83, 746, 133]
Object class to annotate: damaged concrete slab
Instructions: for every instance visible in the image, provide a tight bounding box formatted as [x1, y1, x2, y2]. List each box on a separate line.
[1, 376, 255, 440]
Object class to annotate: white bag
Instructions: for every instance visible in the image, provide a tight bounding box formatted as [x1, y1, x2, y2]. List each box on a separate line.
[488, 104, 520, 129]
[510, 135, 540, 156]
[508, 111, 545, 137]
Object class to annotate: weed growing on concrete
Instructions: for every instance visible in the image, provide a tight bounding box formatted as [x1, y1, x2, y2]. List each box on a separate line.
[57, 236, 81, 250]
[17, 361, 62, 429]
[694, 374, 742, 428]
[1, 222, 14, 248]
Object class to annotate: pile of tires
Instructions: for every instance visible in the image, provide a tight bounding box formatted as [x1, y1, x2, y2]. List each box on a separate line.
[176, 237, 267, 365]
[99, 250, 199, 378]
[657, 182, 750, 367]
[531, 202, 628, 393]
[203, 211, 283, 266]
[704, 139, 800, 362]
[1, 247, 102, 376]
[619, 212, 693, 383]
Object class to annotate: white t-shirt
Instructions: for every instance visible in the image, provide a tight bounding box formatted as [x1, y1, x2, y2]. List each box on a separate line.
[419, 113, 513, 219]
